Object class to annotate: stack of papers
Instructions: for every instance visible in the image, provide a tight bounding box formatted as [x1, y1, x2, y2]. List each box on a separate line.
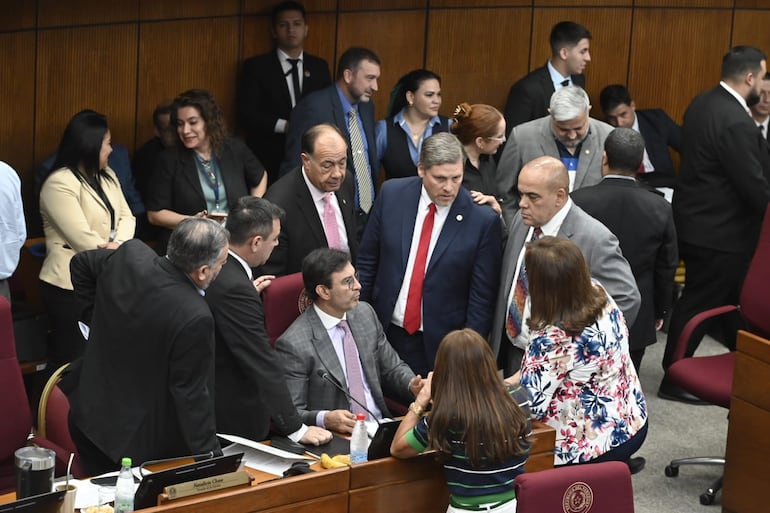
[218, 433, 314, 476]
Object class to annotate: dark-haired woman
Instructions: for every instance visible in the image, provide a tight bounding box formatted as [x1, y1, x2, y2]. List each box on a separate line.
[392, 329, 531, 513]
[375, 69, 450, 180]
[146, 89, 267, 253]
[39, 109, 135, 369]
[517, 236, 647, 470]
[451, 103, 505, 216]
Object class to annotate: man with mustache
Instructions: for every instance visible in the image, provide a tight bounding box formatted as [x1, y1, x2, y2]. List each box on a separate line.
[660, 46, 770, 401]
[497, 85, 613, 225]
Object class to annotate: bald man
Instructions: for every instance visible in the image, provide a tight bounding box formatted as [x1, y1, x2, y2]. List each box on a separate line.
[490, 156, 640, 374]
[263, 123, 358, 276]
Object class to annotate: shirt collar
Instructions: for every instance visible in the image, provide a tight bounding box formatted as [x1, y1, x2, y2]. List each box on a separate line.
[301, 166, 327, 203]
[547, 60, 571, 88]
[313, 303, 347, 329]
[277, 48, 304, 65]
[419, 185, 453, 213]
[336, 84, 356, 115]
[394, 109, 441, 128]
[167, 255, 206, 296]
[540, 197, 573, 236]
[227, 249, 252, 280]
[631, 112, 640, 132]
[720, 81, 751, 116]
[604, 174, 636, 182]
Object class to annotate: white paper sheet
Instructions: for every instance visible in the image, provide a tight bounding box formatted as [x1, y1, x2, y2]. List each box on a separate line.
[218, 433, 313, 476]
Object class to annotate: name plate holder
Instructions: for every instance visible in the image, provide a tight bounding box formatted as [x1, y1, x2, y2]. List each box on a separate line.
[158, 470, 254, 504]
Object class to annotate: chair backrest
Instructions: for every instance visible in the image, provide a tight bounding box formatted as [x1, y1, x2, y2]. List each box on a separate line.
[0, 296, 32, 463]
[740, 204, 770, 338]
[38, 364, 74, 448]
[262, 272, 311, 346]
[515, 461, 635, 513]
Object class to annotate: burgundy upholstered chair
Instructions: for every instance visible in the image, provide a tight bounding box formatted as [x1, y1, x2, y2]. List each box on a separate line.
[515, 461, 634, 513]
[262, 272, 309, 347]
[664, 204, 770, 505]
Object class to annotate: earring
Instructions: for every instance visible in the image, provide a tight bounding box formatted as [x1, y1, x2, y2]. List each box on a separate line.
[408, 101, 413, 107]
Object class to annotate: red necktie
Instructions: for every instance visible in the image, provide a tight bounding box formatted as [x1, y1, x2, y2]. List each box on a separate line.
[403, 203, 437, 334]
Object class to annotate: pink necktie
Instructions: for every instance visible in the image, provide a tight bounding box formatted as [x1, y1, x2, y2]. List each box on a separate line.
[338, 320, 367, 417]
[505, 227, 543, 339]
[403, 203, 437, 334]
[323, 193, 343, 249]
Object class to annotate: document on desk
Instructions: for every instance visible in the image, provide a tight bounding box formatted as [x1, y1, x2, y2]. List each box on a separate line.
[218, 433, 314, 476]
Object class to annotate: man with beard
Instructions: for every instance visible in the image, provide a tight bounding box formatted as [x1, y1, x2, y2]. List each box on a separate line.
[660, 46, 770, 401]
[497, 85, 613, 225]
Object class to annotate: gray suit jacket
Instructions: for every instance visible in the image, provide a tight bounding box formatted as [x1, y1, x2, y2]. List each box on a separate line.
[490, 203, 641, 359]
[496, 115, 614, 225]
[274, 301, 415, 425]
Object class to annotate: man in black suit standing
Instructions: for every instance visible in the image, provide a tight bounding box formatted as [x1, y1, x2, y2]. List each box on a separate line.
[68, 218, 228, 475]
[504, 21, 591, 134]
[749, 72, 770, 138]
[205, 196, 333, 446]
[661, 46, 770, 400]
[281, 47, 381, 238]
[263, 124, 358, 276]
[237, 1, 332, 183]
[572, 128, 678, 372]
[599, 84, 682, 189]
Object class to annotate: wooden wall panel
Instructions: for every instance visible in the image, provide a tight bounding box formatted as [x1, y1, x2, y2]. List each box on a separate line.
[0, 0, 36, 31]
[427, 8, 531, 115]
[530, 8, 631, 107]
[35, 25, 138, 163]
[535, 0, 630, 5]
[135, 18, 240, 149]
[340, 0, 426, 9]
[731, 10, 770, 58]
[38, 0, 138, 27]
[432, 0, 528, 6]
[635, 0, 732, 6]
[337, 12, 426, 121]
[139, 0, 239, 20]
[628, 9, 730, 124]
[243, 0, 338, 14]
[0, 32, 36, 189]
[736, 0, 770, 8]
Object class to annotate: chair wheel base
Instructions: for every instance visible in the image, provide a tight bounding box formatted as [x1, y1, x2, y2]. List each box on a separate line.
[700, 492, 716, 505]
[665, 465, 679, 477]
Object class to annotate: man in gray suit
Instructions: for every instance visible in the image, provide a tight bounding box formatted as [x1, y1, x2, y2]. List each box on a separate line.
[491, 156, 640, 375]
[275, 248, 421, 434]
[497, 85, 614, 225]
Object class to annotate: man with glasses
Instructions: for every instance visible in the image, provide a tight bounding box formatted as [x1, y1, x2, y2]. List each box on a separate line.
[497, 85, 613, 225]
[275, 248, 421, 434]
[262, 124, 358, 276]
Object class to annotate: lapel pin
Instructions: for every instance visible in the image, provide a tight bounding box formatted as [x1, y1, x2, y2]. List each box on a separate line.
[585, 149, 590, 154]
[456, 214, 463, 222]
[304, 71, 311, 78]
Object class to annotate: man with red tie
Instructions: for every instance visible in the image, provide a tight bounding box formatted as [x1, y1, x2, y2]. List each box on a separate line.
[357, 132, 503, 376]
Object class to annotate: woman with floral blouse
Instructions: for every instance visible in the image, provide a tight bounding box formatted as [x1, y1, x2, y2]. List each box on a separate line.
[515, 236, 648, 472]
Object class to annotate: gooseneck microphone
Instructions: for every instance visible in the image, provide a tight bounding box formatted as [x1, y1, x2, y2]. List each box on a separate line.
[317, 369, 381, 426]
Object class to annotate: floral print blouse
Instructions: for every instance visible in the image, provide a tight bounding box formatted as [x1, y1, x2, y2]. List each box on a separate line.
[519, 286, 648, 466]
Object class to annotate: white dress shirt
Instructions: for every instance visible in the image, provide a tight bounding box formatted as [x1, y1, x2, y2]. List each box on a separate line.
[274, 49, 306, 133]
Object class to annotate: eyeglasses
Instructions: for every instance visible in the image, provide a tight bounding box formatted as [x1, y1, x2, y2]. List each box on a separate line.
[340, 272, 360, 290]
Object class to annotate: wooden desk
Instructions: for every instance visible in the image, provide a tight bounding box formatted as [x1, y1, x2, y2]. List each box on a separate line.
[722, 330, 770, 513]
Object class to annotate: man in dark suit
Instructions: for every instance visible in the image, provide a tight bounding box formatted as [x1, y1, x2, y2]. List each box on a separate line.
[275, 248, 420, 434]
[263, 124, 358, 276]
[662, 46, 770, 398]
[357, 133, 503, 377]
[67, 218, 228, 475]
[237, 1, 331, 182]
[599, 84, 682, 189]
[572, 128, 678, 372]
[749, 72, 770, 138]
[491, 156, 640, 375]
[205, 196, 332, 446]
[281, 47, 380, 237]
[504, 21, 591, 133]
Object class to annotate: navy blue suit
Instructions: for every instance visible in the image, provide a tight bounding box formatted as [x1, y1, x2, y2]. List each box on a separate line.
[357, 177, 503, 372]
[636, 109, 682, 188]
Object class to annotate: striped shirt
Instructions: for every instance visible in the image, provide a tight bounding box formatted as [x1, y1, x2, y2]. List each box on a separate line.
[405, 385, 532, 506]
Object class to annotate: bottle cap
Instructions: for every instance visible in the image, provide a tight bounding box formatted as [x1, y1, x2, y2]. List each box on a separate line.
[355, 413, 366, 421]
[122, 457, 132, 467]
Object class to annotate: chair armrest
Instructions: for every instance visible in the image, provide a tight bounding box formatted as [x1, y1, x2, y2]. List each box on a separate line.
[673, 305, 739, 362]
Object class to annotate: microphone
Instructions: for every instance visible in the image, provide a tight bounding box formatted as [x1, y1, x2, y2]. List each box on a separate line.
[316, 369, 381, 426]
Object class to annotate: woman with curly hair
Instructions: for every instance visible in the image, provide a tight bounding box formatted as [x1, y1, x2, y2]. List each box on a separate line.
[146, 89, 267, 253]
[450, 102, 506, 216]
[391, 329, 531, 513]
[516, 236, 648, 472]
[375, 69, 451, 180]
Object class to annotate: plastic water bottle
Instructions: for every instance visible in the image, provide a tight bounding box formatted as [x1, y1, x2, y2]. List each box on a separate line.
[350, 413, 369, 464]
[114, 457, 134, 513]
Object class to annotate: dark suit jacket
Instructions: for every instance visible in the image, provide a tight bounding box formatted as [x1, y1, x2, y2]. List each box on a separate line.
[262, 168, 358, 276]
[205, 253, 303, 440]
[237, 51, 331, 181]
[674, 85, 770, 255]
[572, 177, 678, 350]
[636, 109, 682, 188]
[504, 63, 586, 133]
[68, 240, 220, 465]
[280, 84, 378, 197]
[145, 137, 265, 253]
[357, 177, 503, 365]
[274, 302, 415, 426]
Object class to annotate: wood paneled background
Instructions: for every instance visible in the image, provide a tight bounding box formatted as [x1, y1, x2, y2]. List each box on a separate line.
[3, 0, 770, 235]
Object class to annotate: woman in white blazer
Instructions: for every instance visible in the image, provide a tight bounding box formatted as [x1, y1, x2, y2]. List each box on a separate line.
[39, 110, 135, 371]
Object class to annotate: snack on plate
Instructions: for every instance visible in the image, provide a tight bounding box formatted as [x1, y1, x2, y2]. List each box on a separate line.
[84, 506, 114, 513]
